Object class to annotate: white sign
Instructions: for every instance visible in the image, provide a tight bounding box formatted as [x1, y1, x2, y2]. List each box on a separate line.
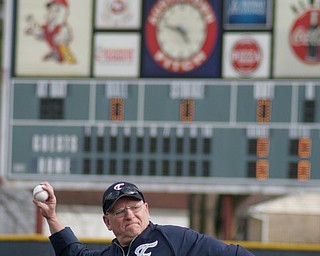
[95, 0, 142, 29]
[273, 0, 320, 78]
[15, 0, 93, 76]
[93, 33, 141, 77]
[222, 32, 271, 78]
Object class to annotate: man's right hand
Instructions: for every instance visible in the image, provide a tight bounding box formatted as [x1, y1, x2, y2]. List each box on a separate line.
[33, 182, 65, 234]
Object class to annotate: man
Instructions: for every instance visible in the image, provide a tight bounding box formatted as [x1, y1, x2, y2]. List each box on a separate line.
[34, 181, 255, 256]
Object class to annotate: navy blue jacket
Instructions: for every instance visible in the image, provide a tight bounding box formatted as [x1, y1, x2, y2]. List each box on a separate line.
[50, 222, 255, 256]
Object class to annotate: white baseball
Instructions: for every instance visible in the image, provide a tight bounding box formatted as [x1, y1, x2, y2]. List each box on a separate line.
[33, 184, 49, 202]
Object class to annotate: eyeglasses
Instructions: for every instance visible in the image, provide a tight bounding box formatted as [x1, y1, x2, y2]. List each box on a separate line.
[107, 202, 144, 218]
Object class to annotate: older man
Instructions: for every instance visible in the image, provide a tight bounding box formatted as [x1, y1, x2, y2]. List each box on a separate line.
[34, 181, 255, 256]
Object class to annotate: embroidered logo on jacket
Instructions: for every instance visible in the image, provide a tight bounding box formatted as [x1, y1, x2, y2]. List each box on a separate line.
[135, 240, 158, 256]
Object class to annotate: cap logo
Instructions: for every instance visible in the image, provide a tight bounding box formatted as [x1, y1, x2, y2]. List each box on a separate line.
[114, 183, 125, 190]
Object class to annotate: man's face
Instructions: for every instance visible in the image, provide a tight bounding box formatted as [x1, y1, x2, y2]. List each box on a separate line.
[103, 197, 150, 246]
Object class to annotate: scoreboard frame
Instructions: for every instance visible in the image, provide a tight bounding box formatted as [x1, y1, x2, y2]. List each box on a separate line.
[3, 78, 320, 194]
[2, 0, 320, 193]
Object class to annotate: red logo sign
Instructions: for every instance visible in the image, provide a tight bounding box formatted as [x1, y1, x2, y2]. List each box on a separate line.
[145, 0, 218, 73]
[290, 10, 320, 64]
[231, 39, 261, 75]
[109, 0, 127, 15]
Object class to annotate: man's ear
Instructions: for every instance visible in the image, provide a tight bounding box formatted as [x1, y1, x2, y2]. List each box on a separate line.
[145, 202, 151, 220]
[103, 215, 112, 231]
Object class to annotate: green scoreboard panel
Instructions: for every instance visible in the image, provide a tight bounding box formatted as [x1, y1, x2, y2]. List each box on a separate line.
[5, 79, 320, 192]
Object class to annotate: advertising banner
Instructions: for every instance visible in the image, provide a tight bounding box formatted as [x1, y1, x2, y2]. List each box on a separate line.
[224, 0, 273, 30]
[222, 32, 271, 78]
[141, 0, 222, 78]
[273, 0, 320, 78]
[93, 33, 141, 77]
[95, 0, 142, 29]
[14, 0, 93, 77]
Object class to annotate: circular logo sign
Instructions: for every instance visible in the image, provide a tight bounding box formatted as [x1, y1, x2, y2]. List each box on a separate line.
[109, 0, 126, 15]
[289, 10, 320, 64]
[145, 0, 218, 73]
[231, 39, 261, 75]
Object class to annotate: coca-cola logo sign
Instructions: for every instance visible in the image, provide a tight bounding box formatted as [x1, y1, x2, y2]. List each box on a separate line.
[231, 38, 261, 75]
[289, 10, 320, 64]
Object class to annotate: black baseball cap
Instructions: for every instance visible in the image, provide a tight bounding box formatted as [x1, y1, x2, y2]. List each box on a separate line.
[102, 182, 144, 214]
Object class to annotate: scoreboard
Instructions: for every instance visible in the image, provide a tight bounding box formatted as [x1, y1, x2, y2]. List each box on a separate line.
[3, 0, 320, 193]
[6, 78, 320, 193]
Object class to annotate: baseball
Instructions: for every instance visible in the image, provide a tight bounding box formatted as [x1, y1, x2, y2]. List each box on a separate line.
[33, 184, 49, 202]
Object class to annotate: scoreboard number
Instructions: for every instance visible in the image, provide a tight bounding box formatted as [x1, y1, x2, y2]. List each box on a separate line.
[298, 137, 311, 158]
[256, 99, 271, 123]
[256, 160, 269, 180]
[180, 99, 195, 122]
[110, 98, 124, 121]
[256, 137, 269, 157]
[298, 160, 311, 180]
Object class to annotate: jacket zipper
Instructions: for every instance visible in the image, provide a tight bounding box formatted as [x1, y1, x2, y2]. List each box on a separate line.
[115, 237, 137, 256]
